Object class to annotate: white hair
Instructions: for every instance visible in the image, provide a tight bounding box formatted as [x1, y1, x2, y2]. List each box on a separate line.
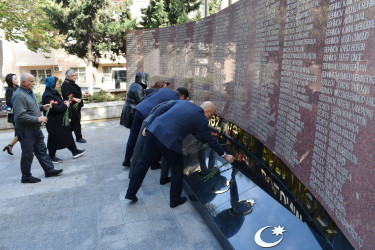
[65, 69, 75, 77]
[20, 73, 32, 85]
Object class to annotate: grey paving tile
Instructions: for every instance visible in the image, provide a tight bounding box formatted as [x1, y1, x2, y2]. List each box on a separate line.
[70, 216, 98, 234]
[70, 207, 98, 233]
[1, 196, 26, 214]
[35, 232, 69, 250]
[0, 120, 221, 250]
[96, 240, 128, 250]
[11, 226, 47, 249]
[0, 240, 12, 250]
[43, 206, 71, 223]
[190, 239, 223, 250]
[125, 220, 154, 239]
[181, 225, 223, 250]
[150, 218, 181, 233]
[98, 224, 128, 249]
[175, 210, 207, 230]
[98, 203, 124, 228]
[67, 229, 98, 250]
[146, 205, 174, 220]
[42, 218, 71, 235]
[154, 228, 191, 250]
[15, 210, 47, 227]
[121, 206, 150, 224]
[127, 234, 162, 250]
[141, 190, 169, 208]
[25, 192, 52, 205]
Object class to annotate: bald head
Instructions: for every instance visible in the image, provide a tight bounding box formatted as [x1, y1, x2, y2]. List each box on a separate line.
[20, 73, 35, 90]
[201, 101, 216, 119]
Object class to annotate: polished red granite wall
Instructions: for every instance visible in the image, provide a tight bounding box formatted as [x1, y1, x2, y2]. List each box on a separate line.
[126, 0, 375, 248]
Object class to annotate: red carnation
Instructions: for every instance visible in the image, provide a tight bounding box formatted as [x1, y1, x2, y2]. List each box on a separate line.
[235, 153, 243, 163]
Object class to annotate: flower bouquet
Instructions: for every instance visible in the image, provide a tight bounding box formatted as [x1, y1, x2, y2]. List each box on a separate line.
[69, 93, 79, 110]
[62, 94, 78, 126]
[201, 153, 243, 182]
[45, 100, 58, 117]
[42, 100, 58, 125]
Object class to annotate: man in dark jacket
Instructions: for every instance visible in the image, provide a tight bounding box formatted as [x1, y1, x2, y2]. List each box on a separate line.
[120, 72, 149, 129]
[125, 100, 234, 208]
[61, 69, 86, 143]
[122, 87, 189, 167]
[12, 73, 63, 183]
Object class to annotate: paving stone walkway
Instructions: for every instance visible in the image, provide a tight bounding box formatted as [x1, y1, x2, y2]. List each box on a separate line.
[0, 119, 222, 250]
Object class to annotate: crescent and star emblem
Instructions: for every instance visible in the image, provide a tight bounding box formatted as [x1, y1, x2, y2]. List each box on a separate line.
[254, 225, 286, 248]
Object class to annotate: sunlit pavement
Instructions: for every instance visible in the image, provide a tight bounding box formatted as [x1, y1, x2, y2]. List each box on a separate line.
[0, 119, 222, 249]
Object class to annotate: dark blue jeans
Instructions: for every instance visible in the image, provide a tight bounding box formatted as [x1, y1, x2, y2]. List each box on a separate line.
[15, 128, 54, 179]
[124, 110, 145, 164]
[126, 132, 184, 204]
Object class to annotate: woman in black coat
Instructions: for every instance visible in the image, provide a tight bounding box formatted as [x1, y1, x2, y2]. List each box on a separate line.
[61, 69, 86, 143]
[120, 72, 149, 128]
[2, 73, 19, 155]
[42, 76, 85, 163]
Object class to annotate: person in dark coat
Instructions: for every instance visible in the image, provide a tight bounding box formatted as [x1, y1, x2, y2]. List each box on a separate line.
[42, 76, 85, 163]
[2, 73, 19, 155]
[61, 69, 86, 143]
[120, 72, 149, 129]
[122, 87, 189, 169]
[125, 100, 235, 208]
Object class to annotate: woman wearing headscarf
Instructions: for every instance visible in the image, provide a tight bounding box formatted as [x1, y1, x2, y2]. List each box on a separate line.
[3, 73, 19, 155]
[42, 76, 85, 163]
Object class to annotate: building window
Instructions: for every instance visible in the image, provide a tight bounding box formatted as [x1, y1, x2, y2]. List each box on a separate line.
[30, 69, 52, 84]
[102, 66, 114, 83]
[71, 67, 87, 85]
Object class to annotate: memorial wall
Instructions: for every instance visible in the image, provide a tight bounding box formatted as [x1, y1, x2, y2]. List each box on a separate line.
[126, 0, 375, 248]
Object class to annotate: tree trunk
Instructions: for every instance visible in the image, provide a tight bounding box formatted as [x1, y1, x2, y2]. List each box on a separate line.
[0, 40, 3, 98]
[86, 40, 94, 95]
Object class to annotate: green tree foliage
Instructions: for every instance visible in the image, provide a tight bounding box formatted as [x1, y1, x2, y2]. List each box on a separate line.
[209, 0, 221, 15]
[46, 0, 137, 67]
[0, 0, 58, 54]
[140, 0, 169, 28]
[140, 0, 201, 28]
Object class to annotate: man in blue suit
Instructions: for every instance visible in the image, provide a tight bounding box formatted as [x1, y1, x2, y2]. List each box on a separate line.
[122, 87, 189, 167]
[125, 100, 235, 208]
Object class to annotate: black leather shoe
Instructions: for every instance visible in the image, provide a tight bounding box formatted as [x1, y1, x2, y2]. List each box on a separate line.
[45, 169, 63, 177]
[21, 176, 41, 183]
[3, 145, 13, 155]
[160, 177, 171, 185]
[170, 196, 187, 208]
[76, 138, 87, 143]
[122, 161, 130, 168]
[125, 194, 138, 202]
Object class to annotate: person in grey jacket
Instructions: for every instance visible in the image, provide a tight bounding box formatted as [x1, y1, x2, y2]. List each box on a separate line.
[12, 73, 63, 183]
